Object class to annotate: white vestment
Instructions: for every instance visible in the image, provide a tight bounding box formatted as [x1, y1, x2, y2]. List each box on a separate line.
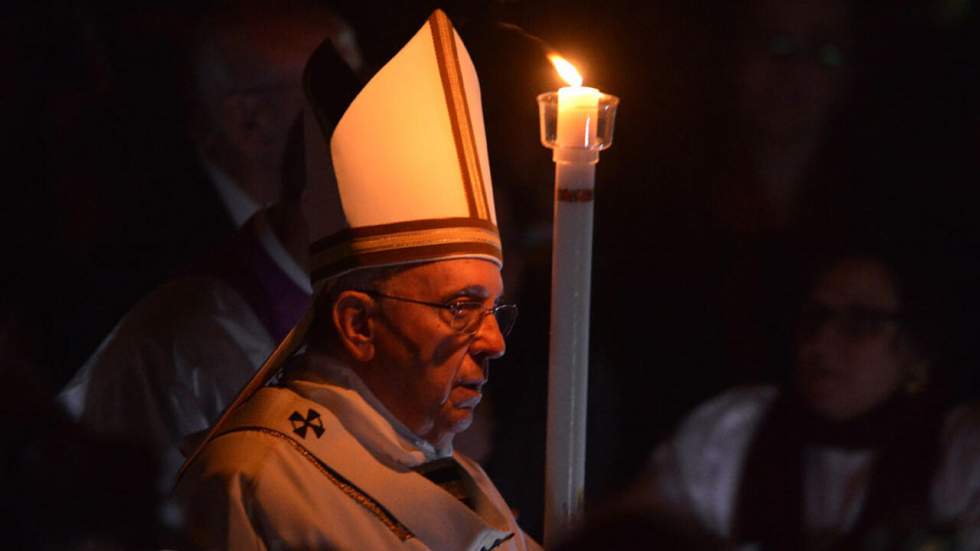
[59, 276, 276, 483]
[59, 214, 311, 484]
[175, 353, 541, 551]
[641, 386, 980, 549]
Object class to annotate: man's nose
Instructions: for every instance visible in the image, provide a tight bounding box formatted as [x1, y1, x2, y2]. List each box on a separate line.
[471, 312, 506, 360]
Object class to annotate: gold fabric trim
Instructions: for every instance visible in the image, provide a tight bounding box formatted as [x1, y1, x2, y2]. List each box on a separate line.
[429, 11, 489, 221]
[235, 427, 415, 542]
[311, 225, 500, 273]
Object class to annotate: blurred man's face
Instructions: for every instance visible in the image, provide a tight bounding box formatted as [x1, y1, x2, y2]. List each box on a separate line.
[796, 258, 913, 421]
[736, 0, 854, 146]
[368, 259, 507, 449]
[212, 22, 325, 196]
[197, 11, 359, 208]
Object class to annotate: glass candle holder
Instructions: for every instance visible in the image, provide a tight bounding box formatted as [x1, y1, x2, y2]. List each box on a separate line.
[537, 91, 619, 156]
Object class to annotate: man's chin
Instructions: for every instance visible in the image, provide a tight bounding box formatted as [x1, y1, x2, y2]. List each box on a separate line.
[443, 408, 476, 439]
[449, 407, 475, 431]
[424, 412, 474, 451]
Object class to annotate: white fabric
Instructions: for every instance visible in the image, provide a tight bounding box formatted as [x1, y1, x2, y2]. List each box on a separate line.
[329, 17, 494, 228]
[802, 446, 872, 537]
[175, 350, 540, 551]
[641, 386, 980, 549]
[291, 355, 450, 462]
[59, 277, 276, 486]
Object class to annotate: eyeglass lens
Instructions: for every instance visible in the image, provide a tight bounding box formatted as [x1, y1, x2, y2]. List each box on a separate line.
[453, 304, 518, 336]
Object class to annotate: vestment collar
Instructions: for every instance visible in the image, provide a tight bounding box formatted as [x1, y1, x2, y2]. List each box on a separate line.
[285, 351, 452, 467]
[215, 366, 514, 550]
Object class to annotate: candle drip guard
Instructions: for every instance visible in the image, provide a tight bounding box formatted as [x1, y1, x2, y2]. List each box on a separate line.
[537, 92, 619, 164]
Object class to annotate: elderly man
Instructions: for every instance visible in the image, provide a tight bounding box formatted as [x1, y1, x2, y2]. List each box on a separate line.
[176, 11, 540, 551]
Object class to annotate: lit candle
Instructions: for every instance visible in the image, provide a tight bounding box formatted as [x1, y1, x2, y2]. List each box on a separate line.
[553, 56, 600, 149]
[538, 55, 618, 548]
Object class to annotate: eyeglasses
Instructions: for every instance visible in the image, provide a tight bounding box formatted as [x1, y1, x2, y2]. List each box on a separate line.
[357, 290, 518, 337]
[798, 303, 902, 340]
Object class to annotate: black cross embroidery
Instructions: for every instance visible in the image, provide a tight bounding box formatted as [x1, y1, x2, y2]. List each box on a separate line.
[289, 409, 325, 439]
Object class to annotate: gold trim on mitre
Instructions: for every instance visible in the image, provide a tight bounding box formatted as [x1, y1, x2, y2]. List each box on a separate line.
[429, 10, 490, 221]
[309, 217, 501, 283]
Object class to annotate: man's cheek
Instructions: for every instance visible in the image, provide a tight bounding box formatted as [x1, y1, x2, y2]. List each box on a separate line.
[432, 335, 469, 364]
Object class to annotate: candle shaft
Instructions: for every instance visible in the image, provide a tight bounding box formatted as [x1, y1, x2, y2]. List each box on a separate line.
[544, 160, 595, 547]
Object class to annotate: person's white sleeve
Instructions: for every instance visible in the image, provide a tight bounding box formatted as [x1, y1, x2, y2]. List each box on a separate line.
[633, 386, 777, 539]
[59, 277, 273, 485]
[933, 404, 980, 549]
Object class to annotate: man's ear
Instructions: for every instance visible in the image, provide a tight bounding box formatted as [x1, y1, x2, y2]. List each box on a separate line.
[332, 291, 376, 362]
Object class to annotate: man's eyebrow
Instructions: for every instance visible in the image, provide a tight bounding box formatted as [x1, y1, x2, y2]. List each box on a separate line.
[447, 285, 491, 300]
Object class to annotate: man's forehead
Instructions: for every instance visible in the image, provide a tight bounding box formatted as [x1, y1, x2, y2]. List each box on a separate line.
[389, 258, 503, 296]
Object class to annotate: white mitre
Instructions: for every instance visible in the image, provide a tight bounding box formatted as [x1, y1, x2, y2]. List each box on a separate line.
[303, 9, 500, 285]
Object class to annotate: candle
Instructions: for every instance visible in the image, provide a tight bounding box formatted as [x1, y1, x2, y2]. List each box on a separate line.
[551, 55, 601, 152]
[557, 86, 600, 149]
[538, 55, 618, 548]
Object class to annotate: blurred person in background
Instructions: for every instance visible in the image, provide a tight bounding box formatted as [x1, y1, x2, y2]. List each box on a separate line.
[713, 0, 856, 233]
[58, 0, 362, 497]
[186, 0, 362, 231]
[704, 0, 861, 388]
[590, 0, 864, 499]
[638, 239, 980, 549]
[3, 0, 364, 392]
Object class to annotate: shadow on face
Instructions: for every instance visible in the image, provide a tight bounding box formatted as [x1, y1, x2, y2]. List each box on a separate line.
[365, 258, 507, 448]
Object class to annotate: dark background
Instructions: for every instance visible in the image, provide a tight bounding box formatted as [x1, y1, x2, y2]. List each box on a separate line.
[5, 0, 980, 543]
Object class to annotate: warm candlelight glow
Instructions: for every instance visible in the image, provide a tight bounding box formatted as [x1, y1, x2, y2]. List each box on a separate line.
[548, 55, 584, 87]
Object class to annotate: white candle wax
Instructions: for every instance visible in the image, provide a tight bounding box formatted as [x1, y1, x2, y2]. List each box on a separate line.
[556, 86, 600, 150]
[545, 161, 595, 547]
[540, 58, 616, 546]
[545, 91, 599, 544]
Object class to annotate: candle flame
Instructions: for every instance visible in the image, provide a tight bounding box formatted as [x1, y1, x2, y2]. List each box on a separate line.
[548, 55, 583, 87]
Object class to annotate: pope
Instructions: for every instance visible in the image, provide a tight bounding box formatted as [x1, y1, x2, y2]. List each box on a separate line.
[175, 11, 541, 551]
